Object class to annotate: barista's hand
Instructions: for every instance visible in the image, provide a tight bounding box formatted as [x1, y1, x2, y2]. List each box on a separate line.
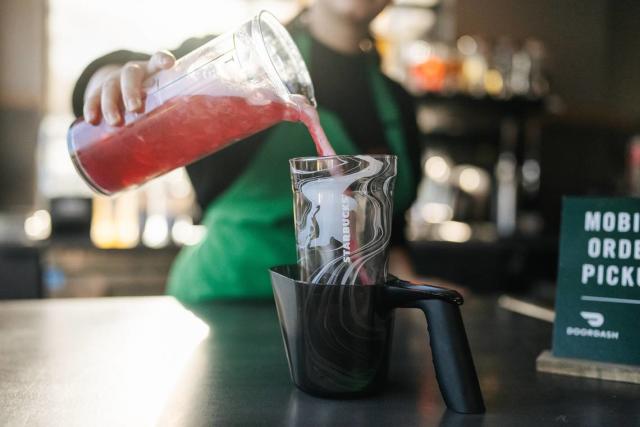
[83, 50, 176, 126]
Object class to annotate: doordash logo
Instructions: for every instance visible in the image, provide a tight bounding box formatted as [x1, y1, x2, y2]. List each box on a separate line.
[580, 311, 604, 327]
[565, 311, 619, 340]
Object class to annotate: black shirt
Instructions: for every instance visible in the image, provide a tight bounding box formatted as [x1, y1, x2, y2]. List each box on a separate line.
[310, 38, 387, 154]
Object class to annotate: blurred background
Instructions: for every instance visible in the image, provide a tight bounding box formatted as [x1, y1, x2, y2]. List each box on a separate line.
[1, 0, 639, 299]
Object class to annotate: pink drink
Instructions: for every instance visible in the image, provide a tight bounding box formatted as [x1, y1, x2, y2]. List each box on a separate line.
[68, 94, 334, 194]
[293, 95, 335, 157]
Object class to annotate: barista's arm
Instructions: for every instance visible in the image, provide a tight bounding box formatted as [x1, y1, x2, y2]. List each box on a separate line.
[71, 35, 267, 210]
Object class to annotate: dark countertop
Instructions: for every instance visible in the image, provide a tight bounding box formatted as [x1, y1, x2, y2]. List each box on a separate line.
[1, 295, 638, 426]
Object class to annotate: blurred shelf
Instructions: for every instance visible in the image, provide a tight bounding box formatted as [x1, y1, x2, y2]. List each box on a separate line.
[412, 92, 551, 141]
[415, 92, 548, 115]
[44, 242, 181, 298]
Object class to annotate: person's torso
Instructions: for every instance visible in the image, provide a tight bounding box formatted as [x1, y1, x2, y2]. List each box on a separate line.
[167, 21, 417, 301]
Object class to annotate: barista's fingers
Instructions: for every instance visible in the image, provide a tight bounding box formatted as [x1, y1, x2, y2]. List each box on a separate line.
[121, 62, 145, 112]
[101, 76, 123, 126]
[146, 50, 175, 75]
[83, 85, 102, 125]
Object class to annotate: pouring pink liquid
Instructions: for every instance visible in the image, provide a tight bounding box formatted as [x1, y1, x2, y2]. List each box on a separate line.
[294, 96, 335, 157]
[68, 89, 373, 284]
[68, 93, 334, 195]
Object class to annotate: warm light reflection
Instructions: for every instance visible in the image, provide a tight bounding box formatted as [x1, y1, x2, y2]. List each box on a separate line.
[91, 196, 116, 248]
[457, 35, 477, 56]
[458, 167, 481, 193]
[484, 69, 504, 95]
[456, 165, 489, 195]
[420, 202, 453, 224]
[24, 210, 52, 240]
[172, 215, 207, 246]
[438, 221, 472, 242]
[91, 194, 141, 249]
[114, 192, 140, 248]
[166, 168, 194, 200]
[142, 214, 170, 249]
[424, 156, 450, 183]
[406, 40, 432, 64]
[462, 56, 487, 92]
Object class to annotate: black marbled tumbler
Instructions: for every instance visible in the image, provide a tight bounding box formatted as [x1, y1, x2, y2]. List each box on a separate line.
[270, 265, 485, 413]
[271, 265, 393, 397]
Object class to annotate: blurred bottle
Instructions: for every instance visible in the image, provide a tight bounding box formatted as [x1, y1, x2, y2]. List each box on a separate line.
[457, 35, 487, 96]
[525, 38, 549, 98]
[486, 37, 514, 98]
[142, 181, 170, 249]
[410, 44, 447, 93]
[509, 44, 533, 96]
[90, 196, 116, 249]
[371, 5, 437, 84]
[494, 119, 518, 237]
[164, 168, 204, 246]
[114, 191, 140, 248]
[90, 191, 140, 249]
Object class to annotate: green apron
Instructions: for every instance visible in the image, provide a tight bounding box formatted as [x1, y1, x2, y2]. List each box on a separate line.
[167, 32, 416, 301]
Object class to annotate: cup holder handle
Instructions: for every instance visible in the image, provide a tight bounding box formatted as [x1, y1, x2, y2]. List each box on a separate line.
[384, 280, 485, 414]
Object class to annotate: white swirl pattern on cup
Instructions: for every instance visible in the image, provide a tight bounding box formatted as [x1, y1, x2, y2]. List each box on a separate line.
[290, 155, 397, 285]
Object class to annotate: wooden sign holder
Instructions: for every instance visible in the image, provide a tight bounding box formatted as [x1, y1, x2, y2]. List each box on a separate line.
[536, 350, 640, 384]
